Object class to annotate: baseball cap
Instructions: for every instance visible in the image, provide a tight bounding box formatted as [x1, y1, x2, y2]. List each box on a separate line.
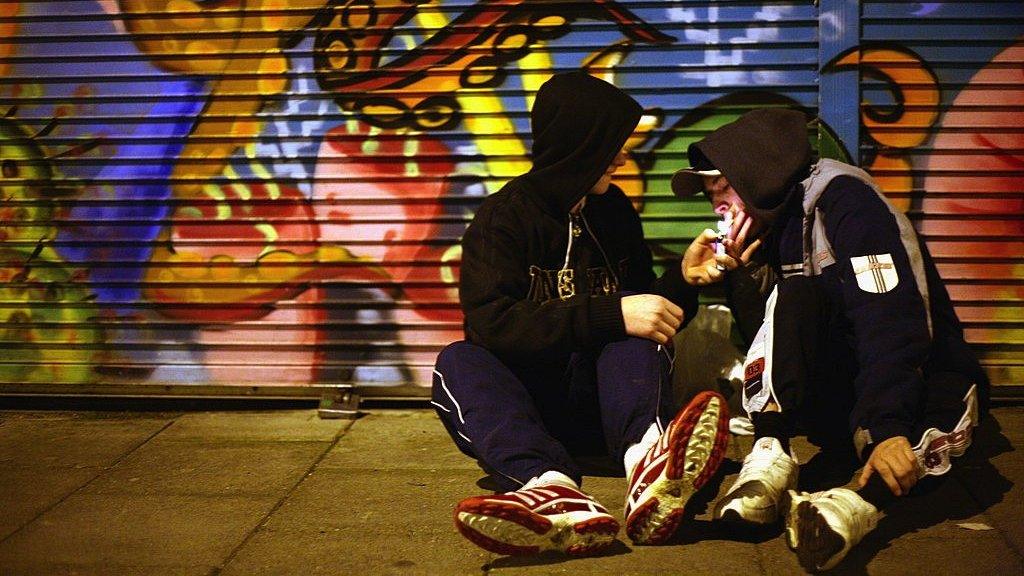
[670, 145, 720, 198]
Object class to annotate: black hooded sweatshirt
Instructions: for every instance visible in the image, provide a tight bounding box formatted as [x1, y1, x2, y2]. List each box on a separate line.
[459, 71, 697, 368]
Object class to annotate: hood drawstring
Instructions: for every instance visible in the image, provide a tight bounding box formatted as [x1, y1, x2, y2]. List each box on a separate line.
[557, 215, 582, 300]
[556, 210, 620, 301]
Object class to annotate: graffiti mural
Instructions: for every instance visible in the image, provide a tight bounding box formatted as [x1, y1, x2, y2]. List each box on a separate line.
[1, 1, 1021, 391]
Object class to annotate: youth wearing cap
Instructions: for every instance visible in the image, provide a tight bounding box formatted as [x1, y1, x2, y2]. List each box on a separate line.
[674, 108, 988, 571]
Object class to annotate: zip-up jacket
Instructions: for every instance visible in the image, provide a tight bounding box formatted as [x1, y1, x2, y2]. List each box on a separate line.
[769, 160, 988, 447]
[459, 72, 697, 368]
[689, 110, 989, 449]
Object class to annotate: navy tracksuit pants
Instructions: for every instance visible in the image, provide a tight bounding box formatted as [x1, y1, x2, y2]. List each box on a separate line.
[757, 275, 979, 463]
[432, 337, 674, 492]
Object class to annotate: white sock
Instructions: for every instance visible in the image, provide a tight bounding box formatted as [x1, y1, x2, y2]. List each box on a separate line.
[522, 470, 578, 490]
[623, 422, 662, 476]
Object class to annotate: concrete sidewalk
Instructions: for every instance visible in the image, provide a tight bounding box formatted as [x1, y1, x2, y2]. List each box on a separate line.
[0, 405, 1020, 575]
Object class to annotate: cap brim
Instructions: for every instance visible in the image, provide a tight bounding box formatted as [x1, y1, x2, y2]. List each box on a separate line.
[670, 168, 721, 198]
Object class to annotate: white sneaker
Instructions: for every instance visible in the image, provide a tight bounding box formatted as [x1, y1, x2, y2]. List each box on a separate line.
[783, 487, 879, 572]
[714, 437, 798, 525]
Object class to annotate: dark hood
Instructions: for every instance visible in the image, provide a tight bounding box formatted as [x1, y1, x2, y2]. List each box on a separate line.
[521, 71, 642, 215]
[683, 108, 811, 225]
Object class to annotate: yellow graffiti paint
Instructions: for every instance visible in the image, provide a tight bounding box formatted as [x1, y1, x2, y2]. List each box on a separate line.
[202, 183, 232, 220]
[0, 251, 101, 384]
[414, 3, 530, 191]
[260, 0, 290, 31]
[255, 223, 279, 256]
[439, 244, 462, 285]
[143, 242, 380, 307]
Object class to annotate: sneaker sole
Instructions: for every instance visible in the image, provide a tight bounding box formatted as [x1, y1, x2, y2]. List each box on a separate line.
[626, 391, 730, 545]
[454, 501, 620, 557]
[782, 492, 845, 572]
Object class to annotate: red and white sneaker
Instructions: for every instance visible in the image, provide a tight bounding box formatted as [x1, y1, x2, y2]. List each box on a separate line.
[453, 480, 620, 556]
[624, 391, 730, 544]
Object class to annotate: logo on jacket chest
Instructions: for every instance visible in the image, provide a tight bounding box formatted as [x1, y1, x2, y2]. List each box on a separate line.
[528, 261, 625, 302]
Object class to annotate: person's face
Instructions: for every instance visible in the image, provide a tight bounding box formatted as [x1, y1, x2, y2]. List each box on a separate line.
[702, 174, 766, 237]
[589, 149, 629, 195]
[702, 174, 744, 216]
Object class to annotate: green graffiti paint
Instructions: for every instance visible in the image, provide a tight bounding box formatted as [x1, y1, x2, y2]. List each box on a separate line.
[0, 116, 101, 384]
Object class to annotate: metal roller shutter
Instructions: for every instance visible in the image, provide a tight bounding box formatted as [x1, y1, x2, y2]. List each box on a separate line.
[857, 1, 1024, 395]
[0, 1, 1019, 403]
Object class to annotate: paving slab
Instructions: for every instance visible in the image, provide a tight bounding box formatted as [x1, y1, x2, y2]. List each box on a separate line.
[0, 405, 1019, 575]
[158, 410, 348, 442]
[222, 467, 489, 575]
[221, 524, 490, 576]
[0, 465, 102, 540]
[0, 493, 276, 571]
[0, 411, 173, 468]
[79, 438, 330, 497]
[0, 411, 178, 543]
[0, 563, 214, 576]
[318, 410, 480, 471]
[952, 408, 1024, 556]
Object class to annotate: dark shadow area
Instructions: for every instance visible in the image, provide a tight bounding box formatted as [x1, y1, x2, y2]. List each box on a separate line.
[474, 475, 501, 492]
[576, 454, 626, 478]
[798, 442, 862, 493]
[670, 456, 781, 545]
[472, 454, 627, 492]
[815, 413, 1014, 575]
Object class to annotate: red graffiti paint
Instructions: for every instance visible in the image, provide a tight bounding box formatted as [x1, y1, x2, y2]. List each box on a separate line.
[315, 121, 462, 322]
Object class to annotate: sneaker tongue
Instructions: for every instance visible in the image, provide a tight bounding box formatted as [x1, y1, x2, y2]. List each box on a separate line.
[756, 437, 776, 451]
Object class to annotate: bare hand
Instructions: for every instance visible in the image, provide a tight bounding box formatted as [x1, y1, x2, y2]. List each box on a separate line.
[682, 207, 762, 286]
[858, 436, 920, 496]
[723, 209, 763, 263]
[621, 294, 684, 344]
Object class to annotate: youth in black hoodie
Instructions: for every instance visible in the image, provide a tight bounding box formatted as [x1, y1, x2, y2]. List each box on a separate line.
[433, 72, 730, 557]
[459, 71, 697, 368]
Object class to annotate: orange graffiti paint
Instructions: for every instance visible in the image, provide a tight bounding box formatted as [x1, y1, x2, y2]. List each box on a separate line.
[0, 2, 18, 77]
[833, 47, 940, 149]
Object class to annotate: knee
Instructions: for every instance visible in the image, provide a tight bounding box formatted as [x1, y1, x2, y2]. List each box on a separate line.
[602, 336, 672, 363]
[435, 340, 472, 372]
[604, 336, 659, 355]
[433, 340, 503, 395]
